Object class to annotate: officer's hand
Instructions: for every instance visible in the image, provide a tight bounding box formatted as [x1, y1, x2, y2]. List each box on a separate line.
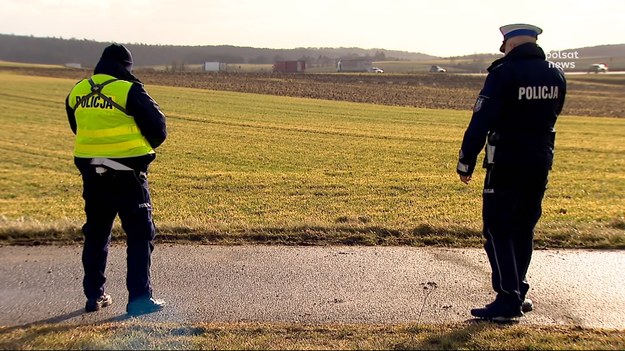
[460, 174, 472, 184]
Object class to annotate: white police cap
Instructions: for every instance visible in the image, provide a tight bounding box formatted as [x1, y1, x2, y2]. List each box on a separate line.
[499, 23, 543, 52]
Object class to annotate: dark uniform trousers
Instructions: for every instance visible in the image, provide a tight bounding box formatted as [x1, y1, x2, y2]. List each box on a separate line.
[482, 164, 549, 306]
[79, 162, 155, 302]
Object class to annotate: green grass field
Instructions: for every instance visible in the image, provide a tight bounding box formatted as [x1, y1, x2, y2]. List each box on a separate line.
[0, 60, 65, 69]
[0, 71, 623, 247]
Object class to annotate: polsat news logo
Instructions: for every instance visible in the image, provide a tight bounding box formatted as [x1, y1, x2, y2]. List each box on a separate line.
[547, 50, 578, 69]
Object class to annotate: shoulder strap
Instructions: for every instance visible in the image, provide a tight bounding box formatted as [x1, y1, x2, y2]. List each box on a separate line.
[72, 78, 130, 115]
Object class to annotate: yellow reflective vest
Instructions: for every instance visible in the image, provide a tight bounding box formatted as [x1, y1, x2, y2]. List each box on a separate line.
[68, 74, 154, 158]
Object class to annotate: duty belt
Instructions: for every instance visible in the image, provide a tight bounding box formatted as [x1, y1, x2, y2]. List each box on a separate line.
[90, 158, 134, 174]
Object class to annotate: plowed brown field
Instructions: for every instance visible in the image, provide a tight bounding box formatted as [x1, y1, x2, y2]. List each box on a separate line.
[4, 66, 624, 117]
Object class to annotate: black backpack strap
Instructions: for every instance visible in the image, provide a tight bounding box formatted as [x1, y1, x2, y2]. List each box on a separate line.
[72, 78, 129, 115]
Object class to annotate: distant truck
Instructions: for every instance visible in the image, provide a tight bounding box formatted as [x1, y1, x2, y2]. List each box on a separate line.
[337, 59, 373, 72]
[204, 62, 227, 72]
[273, 60, 306, 73]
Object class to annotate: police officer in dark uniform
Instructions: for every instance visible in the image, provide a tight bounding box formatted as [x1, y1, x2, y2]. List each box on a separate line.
[457, 24, 566, 320]
[66, 44, 167, 315]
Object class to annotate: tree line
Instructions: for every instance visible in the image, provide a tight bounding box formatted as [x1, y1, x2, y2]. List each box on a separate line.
[0, 34, 436, 68]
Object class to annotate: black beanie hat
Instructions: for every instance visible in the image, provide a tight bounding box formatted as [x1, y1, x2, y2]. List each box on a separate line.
[100, 43, 133, 70]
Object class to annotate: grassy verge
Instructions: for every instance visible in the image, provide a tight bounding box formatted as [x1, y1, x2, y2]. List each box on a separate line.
[2, 218, 624, 249]
[1, 321, 624, 350]
[0, 72, 624, 248]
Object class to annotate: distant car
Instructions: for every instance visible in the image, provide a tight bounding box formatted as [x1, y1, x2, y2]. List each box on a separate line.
[370, 66, 384, 73]
[588, 63, 608, 73]
[430, 65, 447, 73]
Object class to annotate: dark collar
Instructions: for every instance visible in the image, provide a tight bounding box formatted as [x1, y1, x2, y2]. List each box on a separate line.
[487, 43, 546, 72]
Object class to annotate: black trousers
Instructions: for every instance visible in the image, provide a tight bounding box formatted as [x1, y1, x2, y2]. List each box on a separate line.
[482, 165, 549, 306]
[77, 161, 156, 302]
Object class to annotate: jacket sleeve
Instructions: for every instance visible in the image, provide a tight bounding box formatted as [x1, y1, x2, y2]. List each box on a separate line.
[66, 95, 77, 135]
[556, 70, 567, 115]
[456, 69, 505, 176]
[126, 84, 167, 149]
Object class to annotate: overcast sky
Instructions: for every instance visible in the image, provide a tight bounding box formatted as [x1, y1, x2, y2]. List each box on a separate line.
[1, 0, 624, 57]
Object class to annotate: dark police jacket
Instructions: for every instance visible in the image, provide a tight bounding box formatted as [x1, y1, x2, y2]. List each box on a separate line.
[66, 58, 167, 172]
[457, 43, 567, 176]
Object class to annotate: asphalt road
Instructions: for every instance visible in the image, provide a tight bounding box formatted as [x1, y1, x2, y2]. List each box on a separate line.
[1, 245, 624, 330]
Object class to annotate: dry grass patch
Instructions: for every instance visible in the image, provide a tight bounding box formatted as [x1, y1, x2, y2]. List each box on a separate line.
[1, 321, 624, 350]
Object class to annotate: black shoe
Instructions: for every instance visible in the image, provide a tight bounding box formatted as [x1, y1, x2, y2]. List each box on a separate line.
[471, 299, 523, 321]
[126, 297, 166, 315]
[85, 294, 112, 312]
[522, 298, 534, 313]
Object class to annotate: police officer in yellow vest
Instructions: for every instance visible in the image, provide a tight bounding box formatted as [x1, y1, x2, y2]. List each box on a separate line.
[66, 44, 167, 315]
